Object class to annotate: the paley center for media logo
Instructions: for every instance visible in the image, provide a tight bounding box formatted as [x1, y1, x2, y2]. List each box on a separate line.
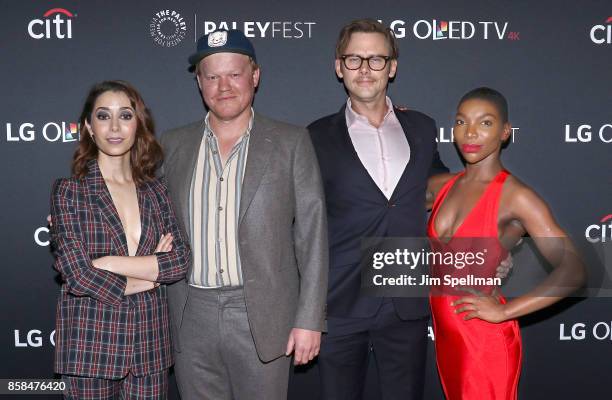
[590, 17, 612, 45]
[28, 8, 75, 39]
[150, 9, 187, 47]
[380, 18, 520, 40]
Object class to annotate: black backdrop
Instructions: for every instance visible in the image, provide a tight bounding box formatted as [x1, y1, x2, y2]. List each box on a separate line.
[2, 1, 610, 398]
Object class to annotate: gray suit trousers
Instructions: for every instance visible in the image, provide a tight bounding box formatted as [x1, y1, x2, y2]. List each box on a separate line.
[174, 286, 291, 400]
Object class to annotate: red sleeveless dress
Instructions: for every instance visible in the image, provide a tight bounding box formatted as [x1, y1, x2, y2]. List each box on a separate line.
[427, 170, 522, 399]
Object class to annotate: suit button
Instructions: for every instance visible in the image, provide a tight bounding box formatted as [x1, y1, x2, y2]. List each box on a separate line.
[388, 203, 396, 208]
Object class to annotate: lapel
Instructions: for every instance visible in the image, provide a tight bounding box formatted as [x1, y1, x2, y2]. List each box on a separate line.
[86, 159, 154, 256]
[333, 104, 389, 203]
[333, 103, 423, 202]
[389, 108, 422, 201]
[86, 159, 129, 256]
[239, 113, 274, 225]
[135, 183, 155, 256]
[172, 120, 206, 233]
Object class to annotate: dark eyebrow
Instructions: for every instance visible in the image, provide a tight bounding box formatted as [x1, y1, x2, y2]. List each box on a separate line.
[455, 112, 497, 119]
[94, 106, 134, 111]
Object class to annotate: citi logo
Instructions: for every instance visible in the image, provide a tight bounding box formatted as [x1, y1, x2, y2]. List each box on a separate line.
[590, 17, 612, 44]
[585, 214, 612, 243]
[28, 8, 75, 39]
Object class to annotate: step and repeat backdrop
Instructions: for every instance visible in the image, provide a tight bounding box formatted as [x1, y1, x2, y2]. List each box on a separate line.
[1, 1, 610, 399]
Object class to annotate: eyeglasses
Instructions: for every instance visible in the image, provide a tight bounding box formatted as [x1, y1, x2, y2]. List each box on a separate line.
[340, 55, 392, 71]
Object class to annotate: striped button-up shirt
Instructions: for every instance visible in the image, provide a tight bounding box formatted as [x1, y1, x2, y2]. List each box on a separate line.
[187, 111, 252, 288]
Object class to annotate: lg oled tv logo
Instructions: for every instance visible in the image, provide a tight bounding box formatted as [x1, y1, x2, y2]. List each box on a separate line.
[564, 124, 612, 143]
[590, 17, 612, 44]
[14, 329, 55, 347]
[560, 322, 612, 340]
[4, 122, 80, 143]
[585, 215, 612, 243]
[381, 19, 519, 40]
[28, 8, 75, 39]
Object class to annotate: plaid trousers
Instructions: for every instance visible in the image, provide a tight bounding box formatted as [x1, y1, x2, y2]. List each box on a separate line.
[62, 370, 168, 400]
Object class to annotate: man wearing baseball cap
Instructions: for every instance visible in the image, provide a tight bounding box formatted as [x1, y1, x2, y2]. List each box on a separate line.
[160, 29, 328, 399]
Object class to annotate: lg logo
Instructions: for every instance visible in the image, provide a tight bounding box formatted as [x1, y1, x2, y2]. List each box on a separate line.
[565, 124, 612, 143]
[560, 322, 612, 341]
[4, 122, 80, 143]
[28, 8, 75, 40]
[14, 329, 55, 347]
[382, 19, 519, 41]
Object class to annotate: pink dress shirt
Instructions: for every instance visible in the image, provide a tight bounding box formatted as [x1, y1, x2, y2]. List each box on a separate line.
[345, 97, 410, 199]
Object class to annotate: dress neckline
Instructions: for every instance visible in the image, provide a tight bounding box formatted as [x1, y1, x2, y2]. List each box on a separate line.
[431, 170, 508, 241]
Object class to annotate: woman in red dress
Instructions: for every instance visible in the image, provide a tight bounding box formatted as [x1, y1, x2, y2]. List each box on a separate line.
[426, 87, 585, 399]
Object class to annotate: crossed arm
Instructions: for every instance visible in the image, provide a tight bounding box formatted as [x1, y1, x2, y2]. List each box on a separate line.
[50, 178, 190, 304]
[92, 233, 174, 295]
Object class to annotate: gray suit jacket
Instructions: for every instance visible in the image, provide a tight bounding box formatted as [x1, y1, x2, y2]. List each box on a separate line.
[160, 113, 328, 362]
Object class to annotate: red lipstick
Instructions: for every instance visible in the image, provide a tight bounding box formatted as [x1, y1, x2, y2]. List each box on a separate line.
[461, 144, 482, 153]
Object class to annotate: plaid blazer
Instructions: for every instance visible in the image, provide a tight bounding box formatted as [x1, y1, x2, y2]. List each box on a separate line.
[50, 159, 191, 379]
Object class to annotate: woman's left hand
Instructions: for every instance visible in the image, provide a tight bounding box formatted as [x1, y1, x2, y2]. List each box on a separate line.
[452, 288, 508, 323]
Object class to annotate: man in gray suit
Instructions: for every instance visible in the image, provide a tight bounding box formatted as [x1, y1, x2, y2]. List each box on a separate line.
[160, 29, 328, 400]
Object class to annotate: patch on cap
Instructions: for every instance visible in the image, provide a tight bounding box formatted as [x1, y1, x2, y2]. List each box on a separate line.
[208, 31, 228, 47]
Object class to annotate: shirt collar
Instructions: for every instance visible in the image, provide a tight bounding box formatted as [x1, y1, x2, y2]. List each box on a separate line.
[345, 97, 395, 129]
[204, 107, 255, 138]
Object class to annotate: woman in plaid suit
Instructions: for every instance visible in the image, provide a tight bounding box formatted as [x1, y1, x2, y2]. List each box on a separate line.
[50, 80, 191, 399]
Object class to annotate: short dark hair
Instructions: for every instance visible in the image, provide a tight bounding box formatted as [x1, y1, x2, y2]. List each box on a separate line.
[335, 18, 398, 59]
[458, 87, 509, 123]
